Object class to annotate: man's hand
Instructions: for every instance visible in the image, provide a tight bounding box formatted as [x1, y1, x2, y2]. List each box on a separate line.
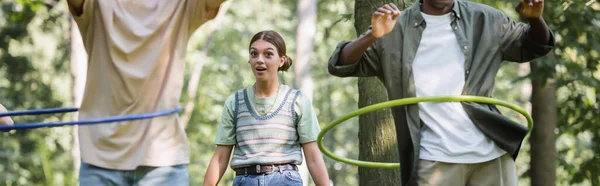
[0, 104, 13, 126]
[516, 0, 544, 19]
[335, 3, 400, 66]
[371, 3, 401, 39]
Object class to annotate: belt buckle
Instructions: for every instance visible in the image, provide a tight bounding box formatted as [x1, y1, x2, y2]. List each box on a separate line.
[255, 164, 277, 174]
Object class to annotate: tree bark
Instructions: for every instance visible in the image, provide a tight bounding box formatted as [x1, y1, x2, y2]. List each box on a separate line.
[529, 61, 557, 186]
[354, 0, 405, 185]
[295, 0, 317, 185]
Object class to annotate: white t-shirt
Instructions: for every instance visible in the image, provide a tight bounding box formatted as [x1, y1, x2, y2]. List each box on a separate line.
[413, 12, 506, 163]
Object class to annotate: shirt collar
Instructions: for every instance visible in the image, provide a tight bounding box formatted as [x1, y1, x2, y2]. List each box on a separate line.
[411, 0, 462, 28]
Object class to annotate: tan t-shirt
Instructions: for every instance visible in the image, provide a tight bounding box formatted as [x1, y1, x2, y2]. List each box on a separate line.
[71, 0, 219, 170]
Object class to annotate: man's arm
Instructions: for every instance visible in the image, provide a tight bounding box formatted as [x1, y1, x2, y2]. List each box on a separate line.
[337, 30, 378, 66]
[337, 3, 400, 66]
[501, 0, 554, 62]
[188, 0, 227, 32]
[327, 3, 400, 77]
[518, 0, 551, 45]
[67, 0, 85, 16]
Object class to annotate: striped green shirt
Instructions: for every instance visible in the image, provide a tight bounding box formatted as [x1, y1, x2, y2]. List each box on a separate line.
[214, 85, 321, 168]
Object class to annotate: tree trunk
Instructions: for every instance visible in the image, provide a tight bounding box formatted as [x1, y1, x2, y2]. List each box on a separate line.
[529, 62, 557, 186]
[354, 0, 405, 185]
[181, 0, 232, 128]
[70, 18, 88, 176]
[295, 0, 317, 185]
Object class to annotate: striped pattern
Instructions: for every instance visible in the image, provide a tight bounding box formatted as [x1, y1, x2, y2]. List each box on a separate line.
[230, 88, 303, 168]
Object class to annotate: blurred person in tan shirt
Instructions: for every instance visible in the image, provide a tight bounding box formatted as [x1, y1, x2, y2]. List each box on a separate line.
[66, 0, 226, 185]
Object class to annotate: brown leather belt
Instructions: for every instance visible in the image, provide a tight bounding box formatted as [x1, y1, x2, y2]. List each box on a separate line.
[234, 164, 298, 175]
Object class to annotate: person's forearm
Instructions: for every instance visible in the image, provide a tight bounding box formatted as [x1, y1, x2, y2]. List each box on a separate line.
[303, 142, 330, 186]
[307, 155, 330, 186]
[337, 30, 378, 66]
[203, 155, 230, 186]
[204, 142, 233, 185]
[0, 116, 13, 125]
[527, 17, 551, 45]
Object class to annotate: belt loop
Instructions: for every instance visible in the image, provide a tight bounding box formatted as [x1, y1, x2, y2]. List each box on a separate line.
[244, 167, 248, 176]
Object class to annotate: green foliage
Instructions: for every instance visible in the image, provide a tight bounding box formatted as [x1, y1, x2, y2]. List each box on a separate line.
[540, 1, 599, 185]
[0, 0, 597, 185]
[0, 1, 75, 186]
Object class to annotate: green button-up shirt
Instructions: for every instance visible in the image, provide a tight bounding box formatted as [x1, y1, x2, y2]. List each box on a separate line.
[327, 0, 555, 185]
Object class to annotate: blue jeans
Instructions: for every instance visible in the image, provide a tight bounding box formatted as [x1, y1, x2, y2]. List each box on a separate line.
[79, 163, 189, 186]
[232, 170, 303, 186]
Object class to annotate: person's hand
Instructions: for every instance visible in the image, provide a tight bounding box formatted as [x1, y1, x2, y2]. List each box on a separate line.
[0, 104, 13, 126]
[371, 3, 401, 39]
[516, 0, 544, 19]
[0, 117, 13, 126]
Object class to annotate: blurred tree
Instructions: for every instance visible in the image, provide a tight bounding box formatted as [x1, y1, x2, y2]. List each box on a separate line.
[530, 60, 557, 186]
[353, 0, 405, 185]
[181, 0, 232, 128]
[547, 1, 600, 185]
[295, 0, 317, 184]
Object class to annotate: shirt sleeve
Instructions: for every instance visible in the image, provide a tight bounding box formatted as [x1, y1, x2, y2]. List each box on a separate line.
[214, 93, 237, 145]
[327, 26, 385, 78]
[186, 0, 224, 33]
[294, 91, 321, 144]
[497, 13, 555, 62]
[69, 0, 94, 34]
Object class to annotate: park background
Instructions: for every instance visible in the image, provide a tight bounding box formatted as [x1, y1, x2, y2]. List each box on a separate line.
[0, 0, 598, 185]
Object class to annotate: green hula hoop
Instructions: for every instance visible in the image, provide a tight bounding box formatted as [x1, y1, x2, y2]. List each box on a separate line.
[316, 95, 533, 169]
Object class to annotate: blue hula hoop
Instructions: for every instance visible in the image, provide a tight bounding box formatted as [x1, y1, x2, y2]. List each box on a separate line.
[0, 107, 181, 131]
[0, 107, 79, 117]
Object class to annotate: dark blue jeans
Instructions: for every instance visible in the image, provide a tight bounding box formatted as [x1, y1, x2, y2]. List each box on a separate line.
[233, 170, 303, 186]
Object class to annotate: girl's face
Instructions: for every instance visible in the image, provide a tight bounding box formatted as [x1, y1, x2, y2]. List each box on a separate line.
[248, 39, 285, 81]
